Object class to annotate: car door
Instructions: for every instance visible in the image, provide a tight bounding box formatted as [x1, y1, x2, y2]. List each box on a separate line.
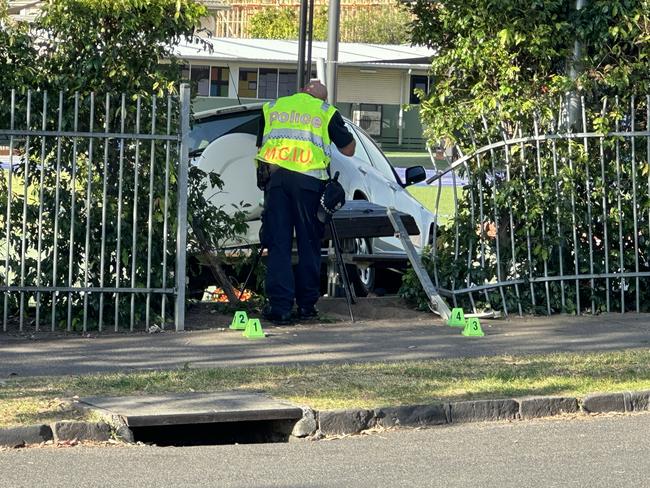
[329, 122, 373, 202]
[344, 123, 396, 209]
[191, 109, 264, 247]
[348, 125, 406, 253]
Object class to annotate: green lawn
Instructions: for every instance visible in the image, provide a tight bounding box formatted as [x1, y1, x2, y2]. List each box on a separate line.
[408, 185, 462, 225]
[385, 151, 448, 171]
[4, 349, 650, 427]
[384, 151, 460, 224]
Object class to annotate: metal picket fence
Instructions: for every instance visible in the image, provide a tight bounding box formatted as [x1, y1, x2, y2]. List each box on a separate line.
[0, 84, 190, 332]
[428, 95, 650, 316]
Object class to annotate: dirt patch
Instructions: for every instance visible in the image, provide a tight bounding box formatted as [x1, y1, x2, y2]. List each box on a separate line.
[0, 296, 429, 336]
[184, 296, 431, 329]
[317, 296, 432, 321]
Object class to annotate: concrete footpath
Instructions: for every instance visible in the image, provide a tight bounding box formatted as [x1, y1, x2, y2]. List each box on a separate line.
[3, 299, 650, 447]
[2, 299, 650, 378]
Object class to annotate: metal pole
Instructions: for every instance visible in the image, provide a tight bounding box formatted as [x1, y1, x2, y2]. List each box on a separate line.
[129, 95, 142, 332]
[66, 92, 80, 332]
[386, 208, 451, 320]
[326, 0, 341, 104]
[98, 94, 110, 332]
[35, 92, 48, 331]
[306, 0, 314, 81]
[114, 94, 126, 331]
[82, 93, 95, 332]
[329, 220, 354, 323]
[161, 96, 172, 329]
[568, 0, 586, 127]
[297, 0, 309, 90]
[145, 95, 158, 330]
[175, 84, 191, 332]
[51, 92, 64, 331]
[19, 91, 31, 332]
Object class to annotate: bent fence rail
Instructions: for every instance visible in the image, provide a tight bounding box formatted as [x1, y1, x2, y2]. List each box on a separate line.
[0, 85, 190, 332]
[429, 95, 650, 316]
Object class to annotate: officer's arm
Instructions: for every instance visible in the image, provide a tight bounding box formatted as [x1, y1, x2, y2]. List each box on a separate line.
[329, 112, 356, 157]
[338, 139, 356, 157]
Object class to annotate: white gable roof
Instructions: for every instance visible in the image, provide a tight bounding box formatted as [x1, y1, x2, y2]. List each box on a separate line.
[175, 37, 434, 69]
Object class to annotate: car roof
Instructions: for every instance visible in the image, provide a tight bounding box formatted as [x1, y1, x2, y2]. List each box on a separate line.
[193, 103, 264, 121]
[193, 101, 354, 125]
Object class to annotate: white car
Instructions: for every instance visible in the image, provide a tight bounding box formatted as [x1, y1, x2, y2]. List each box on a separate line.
[189, 103, 436, 294]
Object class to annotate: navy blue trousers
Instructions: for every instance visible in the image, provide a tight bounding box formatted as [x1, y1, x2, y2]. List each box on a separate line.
[262, 168, 326, 315]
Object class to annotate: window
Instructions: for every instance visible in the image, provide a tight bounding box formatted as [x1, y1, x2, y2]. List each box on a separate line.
[231, 67, 319, 99]
[357, 129, 398, 183]
[360, 103, 380, 112]
[189, 111, 261, 155]
[238, 68, 258, 98]
[191, 65, 210, 96]
[258, 68, 279, 99]
[278, 70, 297, 97]
[210, 67, 230, 97]
[344, 123, 372, 167]
[353, 103, 383, 136]
[409, 75, 430, 104]
[183, 64, 229, 97]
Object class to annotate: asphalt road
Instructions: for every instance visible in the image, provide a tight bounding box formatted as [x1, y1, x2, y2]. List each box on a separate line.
[3, 312, 650, 377]
[1, 413, 649, 487]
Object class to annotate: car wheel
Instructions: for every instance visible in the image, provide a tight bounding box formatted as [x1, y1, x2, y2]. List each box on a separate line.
[343, 237, 375, 297]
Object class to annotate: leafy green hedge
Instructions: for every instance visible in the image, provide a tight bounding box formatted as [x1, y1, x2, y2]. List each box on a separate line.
[0, 0, 249, 330]
[400, 0, 650, 316]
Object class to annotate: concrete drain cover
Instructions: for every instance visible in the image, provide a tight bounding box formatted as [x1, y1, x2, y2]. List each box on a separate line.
[79, 392, 303, 427]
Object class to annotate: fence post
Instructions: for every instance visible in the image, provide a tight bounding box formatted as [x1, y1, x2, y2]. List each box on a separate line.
[175, 84, 191, 331]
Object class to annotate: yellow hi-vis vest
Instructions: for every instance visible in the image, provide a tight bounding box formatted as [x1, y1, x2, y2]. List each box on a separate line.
[257, 93, 337, 179]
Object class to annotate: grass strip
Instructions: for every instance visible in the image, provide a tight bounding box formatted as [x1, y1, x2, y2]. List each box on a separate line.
[2, 349, 650, 427]
[408, 185, 462, 224]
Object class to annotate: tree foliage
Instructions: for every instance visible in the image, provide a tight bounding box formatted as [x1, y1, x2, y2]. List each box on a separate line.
[341, 7, 411, 44]
[0, 2, 38, 91]
[402, 127, 650, 315]
[0, 0, 249, 330]
[247, 7, 328, 41]
[2, 0, 209, 100]
[399, 0, 650, 315]
[35, 0, 207, 95]
[403, 0, 650, 146]
[247, 5, 411, 44]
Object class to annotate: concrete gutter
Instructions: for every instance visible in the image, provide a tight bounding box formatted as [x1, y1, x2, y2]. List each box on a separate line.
[300, 390, 650, 438]
[3, 390, 649, 448]
[0, 421, 113, 448]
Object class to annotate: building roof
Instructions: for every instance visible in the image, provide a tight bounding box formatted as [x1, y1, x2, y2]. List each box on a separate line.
[6, 0, 42, 12]
[175, 37, 434, 69]
[6, 0, 43, 19]
[201, 0, 230, 11]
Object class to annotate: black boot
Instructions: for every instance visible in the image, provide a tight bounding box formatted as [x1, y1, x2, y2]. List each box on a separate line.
[295, 306, 319, 321]
[262, 305, 293, 325]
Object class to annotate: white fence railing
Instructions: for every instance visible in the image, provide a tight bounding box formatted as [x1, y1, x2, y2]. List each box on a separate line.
[428, 95, 650, 316]
[0, 84, 191, 332]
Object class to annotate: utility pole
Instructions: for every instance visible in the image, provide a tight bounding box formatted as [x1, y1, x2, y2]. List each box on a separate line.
[297, 0, 309, 90]
[568, 0, 587, 128]
[326, 0, 341, 105]
[297, 0, 316, 90]
[306, 0, 314, 81]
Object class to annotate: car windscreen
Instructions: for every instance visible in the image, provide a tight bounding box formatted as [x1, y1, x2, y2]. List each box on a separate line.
[350, 124, 404, 185]
[189, 111, 261, 157]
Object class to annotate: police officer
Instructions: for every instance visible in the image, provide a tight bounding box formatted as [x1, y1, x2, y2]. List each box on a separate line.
[256, 80, 355, 324]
